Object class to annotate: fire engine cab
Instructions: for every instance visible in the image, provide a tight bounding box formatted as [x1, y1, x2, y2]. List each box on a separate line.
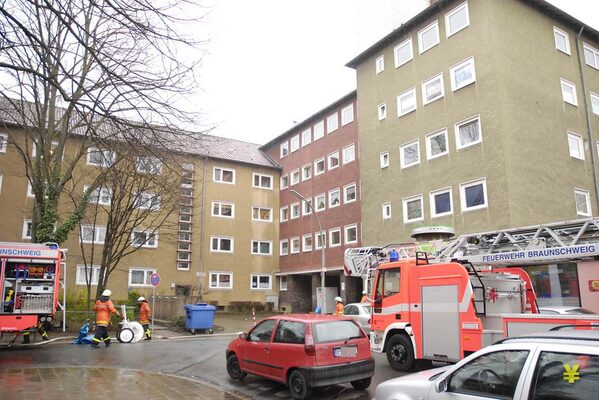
[344, 218, 599, 372]
[0, 242, 64, 338]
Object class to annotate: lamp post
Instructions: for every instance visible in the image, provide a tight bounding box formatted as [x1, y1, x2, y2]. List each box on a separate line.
[289, 189, 326, 312]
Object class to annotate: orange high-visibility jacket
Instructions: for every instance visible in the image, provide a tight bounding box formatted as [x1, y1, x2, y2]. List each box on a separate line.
[138, 301, 152, 324]
[93, 299, 118, 326]
[335, 303, 345, 316]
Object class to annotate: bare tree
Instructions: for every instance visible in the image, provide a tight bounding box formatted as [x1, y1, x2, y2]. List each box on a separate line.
[0, 0, 206, 243]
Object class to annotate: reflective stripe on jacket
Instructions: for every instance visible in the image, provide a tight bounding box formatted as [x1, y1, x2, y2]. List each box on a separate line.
[138, 301, 151, 324]
[93, 299, 117, 326]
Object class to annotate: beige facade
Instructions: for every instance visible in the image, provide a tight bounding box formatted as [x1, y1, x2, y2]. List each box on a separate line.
[347, 0, 599, 245]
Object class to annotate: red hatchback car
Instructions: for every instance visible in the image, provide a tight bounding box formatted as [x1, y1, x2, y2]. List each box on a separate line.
[226, 313, 375, 399]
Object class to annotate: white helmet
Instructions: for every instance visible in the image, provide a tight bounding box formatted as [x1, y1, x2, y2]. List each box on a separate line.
[362, 290, 367, 294]
[335, 296, 342, 302]
[102, 289, 112, 297]
[137, 297, 145, 302]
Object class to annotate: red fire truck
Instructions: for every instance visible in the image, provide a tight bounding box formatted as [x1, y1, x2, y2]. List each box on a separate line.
[344, 218, 599, 371]
[0, 242, 64, 343]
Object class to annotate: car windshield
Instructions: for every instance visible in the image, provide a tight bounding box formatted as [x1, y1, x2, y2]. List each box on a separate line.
[313, 320, 362, 343]
[362, 305, 372, 314]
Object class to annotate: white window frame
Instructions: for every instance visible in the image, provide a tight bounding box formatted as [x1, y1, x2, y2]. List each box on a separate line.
[583, 42, 599, 70]
[418, 20, 440, 54]
[397, 87, 417, 117]
[134, 191, 161, 211]
[290, 202, 300, 219]
[591, 92, 599, 116]
[252, 173, 273, 190]
[378, 102, 387, 120]
[403, 194, 424, 223]
[430, 187, 453, 218]
[313, 121, 325, 141]
[426, 128, 449, 160]
[290, 237, 300, 254]
[445, 1, 470, 38]
[251, 240, 272, 256]
[0, 133, 7, 153]
[280, 141, 289, 158]
[213, 167, 236, 184]
[76, 264, 101, 285]
[344, 224, 358, 245]
[128, 268, 157, 287]
[302, 234, 313, 252]
[209, 272, 233, 289]
[567, 132, 584, 160]
[329, 228, 341, 248]
[560, 79, 578, 106]
[280, 175, 289, 189]
[280, 239, 289, 256]
[327, 113, 339, 133]
[131, 230, 158, 248]
[400, 139, 420, 169]
[252, 206, 273, 222]
[328, 188, 341, 209]
[314, 158, 325, 176]
[301, 128, 311, 147]
[302, 198, 312, 216]
[302, 164, 312, 181]
[575, 188, 592, 216]
[136, 156, 162, 175]
[87, 147, 115, 167]
[460, 178, 488, 212]
[290, 134, 300, 153]
[382, 203, 392, 220]
[344, 183, 357, 204]
[455, 115, 482, 150]
[315, 193, 326, 212]
[342, 144, 356, 164]
[80, 224, 106, 244]
[212, 201, 235, 218]
[280, 206, 289, 222]
[315, 231, 326, 250]
[422, 73, 445, 105]
[328, 151, 340, 170]
[375, 55, 385, 74]
[85, 185, 113, 206]
[250, 274, 272, 290]
[394, 37, 413, 68]
[280, 276, 288, 291]
[341, 104, 354, 126]
[450, 57, 476, 91]
[22, 219, 32, 240]
[290, 169, 300, 186]
[553, 26, 570, 55]
[210, 236, 234, 253]
[380, 151, 389, 168]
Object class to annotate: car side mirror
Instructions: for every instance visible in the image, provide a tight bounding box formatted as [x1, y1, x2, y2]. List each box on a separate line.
[239, 332, 247, 340]
[435, 378, 448, 393]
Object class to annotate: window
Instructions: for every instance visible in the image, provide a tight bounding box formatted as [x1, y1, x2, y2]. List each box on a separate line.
[450, 57, 476, 91]
[211, 236, 233, 253]
[341, 104, 354, 126]
[279, 276, 288, 291]
[343, 144, 356, 164]
[248, 319, 276, 342]
[382, 203, 392, 220]
[460, 178, 488, 211]
[302, 164, 312, 181]
[314, 121, 325, 140]
[315, 231, 326, 250]
[134, 192, 161, 210]
[85, 186, 113, 205]
[575, 188, 591, 216]
[568, 132, 584, 160]
[344, 183, 357, 203]
[0, 133, 7, 153]
[561, 79, 578, 106]
[329, 228, 341, 247]
[136, 156, 162, 175]
[455, 116, 482, 150]
[76, 264, 101, 285]
[430, 187, 453, 218]
[280, 141, 289, 158]
[253, 173, 273, 189]
[0, 174, 3, 193]
[394, 38, 413, 68]
[280, 206, 289, 222]
[380, 151, 389, 168]
[553, 26, 570, 55]
[422, 73, 444, 104]
[252, 206, 272, 222]
[290, 169, 300, 185]
[280, 175, 289, 189]
[378, 102, 387, 120]
[445, 1, 470, 37]
[274, 320, 305, 344]
[400, 139, 420, 168]
[212, 201, 234, 218]
[280, 239, 289, 256]
[128, 268, 156, 287]
[131, 230, 158, 248]
[210, 272, 232, 289]
[22, 219, 32, 240]
[344, 224, 358, 244]
[328, 151, 340, 170]
[328, 188, 341, 208]
[80, 224, 106, 244]
[375, 55, 385, 74]
[302, 198, 312, 216]
[418, 20, 439, 54]
[251, 274, 272, 290]
[584, 43, 599, 69]
[179, 232, 191, 242]
[592, 92, 599, 115]
[302, 234, 313, 252]
[214, 167, 235, 184]
[290, 237, 300, 254]
[327, 113, 339, 133]
[290, 134, 300, 153]
[426, 129, 449, 159]
[314, 158, 325, 175]
[32, 141, 61, 160]
[315, 193, 326, 212]
[251, 240, 272, 255]
[177, 262, 190, 271]
[301, 128, 311, 147]
[87, 147, 115, 167]
[397, 87, 417, 117]
[448, 350, 529, 398]
[290, 202, 300, 219]
[403, 195, 424, 223]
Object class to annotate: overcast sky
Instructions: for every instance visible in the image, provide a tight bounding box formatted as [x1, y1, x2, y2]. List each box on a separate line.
[195, 0, 599, 145]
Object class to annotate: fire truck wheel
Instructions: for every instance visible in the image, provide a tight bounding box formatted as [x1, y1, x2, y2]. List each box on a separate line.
[117, 328, 134, 343]
[386, 334, 415, 372]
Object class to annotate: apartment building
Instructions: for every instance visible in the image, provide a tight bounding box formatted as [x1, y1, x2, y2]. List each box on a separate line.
[261, 91, 363, 312]
[346, 0, 599, 308]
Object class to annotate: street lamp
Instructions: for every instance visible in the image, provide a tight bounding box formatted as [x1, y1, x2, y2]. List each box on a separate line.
[289, 189, 326, 312]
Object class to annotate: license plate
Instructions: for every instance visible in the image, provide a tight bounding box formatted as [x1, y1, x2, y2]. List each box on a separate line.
[333, 346, 357, 358]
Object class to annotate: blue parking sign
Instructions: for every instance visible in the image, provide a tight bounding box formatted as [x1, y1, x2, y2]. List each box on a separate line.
[150, 273, 160, 287]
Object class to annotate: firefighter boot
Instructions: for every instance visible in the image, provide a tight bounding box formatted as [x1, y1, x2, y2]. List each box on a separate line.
[144, 328, 151, 340]
[41, 331, 49, 341]
[22, 332, 30, 344]
[91, 338, 101, 348]
[104, 337, 111, 347]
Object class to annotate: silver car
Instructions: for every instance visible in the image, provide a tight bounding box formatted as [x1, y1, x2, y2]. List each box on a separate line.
[374, 330, 599, 400]
[343, 302, 371, 334]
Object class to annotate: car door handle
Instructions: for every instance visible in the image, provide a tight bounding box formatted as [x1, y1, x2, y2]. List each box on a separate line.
[264, 347, 270, 353]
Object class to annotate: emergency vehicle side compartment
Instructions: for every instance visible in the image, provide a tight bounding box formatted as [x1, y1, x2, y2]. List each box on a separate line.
[421, 284, 460, 361]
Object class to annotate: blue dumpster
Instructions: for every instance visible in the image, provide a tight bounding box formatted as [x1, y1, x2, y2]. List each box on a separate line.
[184, 303, 216, 334]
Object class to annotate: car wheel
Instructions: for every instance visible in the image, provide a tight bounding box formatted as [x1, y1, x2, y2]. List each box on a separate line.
[386, 334, 415, 372]
[350, 377, 371, 390]
[116, 328, 134, 343]
[226, 354, 247, 380]
[288, 370, 312, 400]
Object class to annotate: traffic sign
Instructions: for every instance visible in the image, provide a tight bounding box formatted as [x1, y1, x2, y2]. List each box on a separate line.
[150, 273, 161, 287]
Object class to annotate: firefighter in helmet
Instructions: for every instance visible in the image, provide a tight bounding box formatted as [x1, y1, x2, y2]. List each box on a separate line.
[360, 290, 369, 303]
[91, 289, 120, 348]
[334, 296, 345, 316]
[137, 296, 152, 340]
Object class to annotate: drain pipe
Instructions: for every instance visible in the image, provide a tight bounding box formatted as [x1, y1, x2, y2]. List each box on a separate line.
[576, 26, 599, 212]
